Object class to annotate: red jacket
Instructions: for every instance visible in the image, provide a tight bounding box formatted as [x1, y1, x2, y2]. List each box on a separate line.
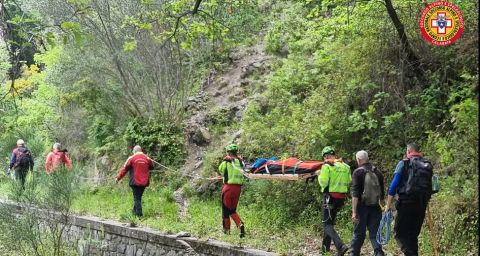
[116, 152, 153, 187]
[45, 150, 72, 173]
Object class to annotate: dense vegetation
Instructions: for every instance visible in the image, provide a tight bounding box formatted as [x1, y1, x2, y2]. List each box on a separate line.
[0, 0, 477, 255]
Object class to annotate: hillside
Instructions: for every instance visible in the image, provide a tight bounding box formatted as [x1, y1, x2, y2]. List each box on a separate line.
[0, 0, 478, 255]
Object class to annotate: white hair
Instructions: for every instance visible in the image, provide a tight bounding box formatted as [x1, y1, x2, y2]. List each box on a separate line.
[355, 150, 369, 162]
[53, 143, 61, 150]
[17, 139, 25, 146]
[132, 145, 142, 153]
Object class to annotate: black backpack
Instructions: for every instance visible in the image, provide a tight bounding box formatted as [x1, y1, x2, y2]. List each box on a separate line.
[399, 157, 433, 198]
[15, 148, 33, 169]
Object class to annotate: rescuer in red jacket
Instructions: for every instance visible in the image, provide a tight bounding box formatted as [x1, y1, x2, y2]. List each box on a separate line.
[115, 145, 154, 217]
[45, 143, 72, 173]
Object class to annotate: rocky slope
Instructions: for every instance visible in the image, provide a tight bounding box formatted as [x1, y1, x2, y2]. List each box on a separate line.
[182, 42, 271, 178]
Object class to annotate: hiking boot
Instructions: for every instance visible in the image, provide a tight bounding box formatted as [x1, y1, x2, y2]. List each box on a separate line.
[239, 224, 245, 238]
[336, 245, 349, 256]
[223, 228, 230, 235]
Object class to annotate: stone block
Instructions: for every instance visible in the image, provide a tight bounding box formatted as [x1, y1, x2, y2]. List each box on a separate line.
[166, 250, 177, 256]
[125, 244, 136, 256]
[117, 244, 126, 253]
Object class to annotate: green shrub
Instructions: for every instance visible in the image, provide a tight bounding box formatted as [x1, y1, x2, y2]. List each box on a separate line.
[124, 118, 186, 168]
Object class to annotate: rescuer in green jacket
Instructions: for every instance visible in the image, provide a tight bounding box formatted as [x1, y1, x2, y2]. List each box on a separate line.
[218, 143, 246, 238]
[319, 146, 352, 256]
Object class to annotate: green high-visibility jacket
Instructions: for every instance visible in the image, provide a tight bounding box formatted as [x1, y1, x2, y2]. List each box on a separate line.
[218, 157, 244, 185]
[319, 161, 352, 193]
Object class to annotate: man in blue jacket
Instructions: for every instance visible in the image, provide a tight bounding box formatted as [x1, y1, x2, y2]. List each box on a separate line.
[385, 143, 433, 256]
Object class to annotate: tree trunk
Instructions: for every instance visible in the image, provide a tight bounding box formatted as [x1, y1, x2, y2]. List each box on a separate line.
[384, 0, 425, 84]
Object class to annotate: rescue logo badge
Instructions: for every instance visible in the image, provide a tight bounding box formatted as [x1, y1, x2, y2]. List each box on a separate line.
[419, 1, 464, 46]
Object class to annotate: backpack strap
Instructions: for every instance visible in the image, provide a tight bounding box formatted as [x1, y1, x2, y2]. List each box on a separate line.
[222, 160, 229, 184]
[402, 158, 410, 175]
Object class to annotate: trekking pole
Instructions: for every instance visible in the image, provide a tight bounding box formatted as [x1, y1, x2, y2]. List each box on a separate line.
[426, 204, 440, 256]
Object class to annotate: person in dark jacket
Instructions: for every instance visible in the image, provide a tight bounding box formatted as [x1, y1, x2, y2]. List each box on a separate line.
[350, 150, 385, 256]
[115, 145, 154, 217]
[8, 139, 34, 187]
[385, 143, 432, 256]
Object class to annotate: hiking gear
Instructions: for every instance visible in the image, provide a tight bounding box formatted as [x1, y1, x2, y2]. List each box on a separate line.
[426, 205, 440, 256]
[223, 228, 230, 234]
[351, 163, 385, 204]
[362, 167, 382, 206]
[252, 157, 322, 175]
[319, 161, 351, 193]
[399, 157, 433, 198]
[225, 144, 239, 152]
[351, 203, 384, 256]
[337, 244, 349, 256]
[132, 185, 146, 217]
[322, 194, 346, 253]
[117, 152, 154, 187]
[14, 147, 33, 169]
[376, 209, 393, 245]
[432, 175, 439, 194]
[239, 223, 245, 238]
[45, 151, 72, 173]
[218, 156, 244, 185]
[322, 146, 336, 156]
[16, 139, 24, 145]
[394, 197, 428, 256]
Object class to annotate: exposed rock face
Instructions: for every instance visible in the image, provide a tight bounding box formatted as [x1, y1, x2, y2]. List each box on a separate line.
[189, 127, 211, 146]
[182, 42, 272, 180]
[174, 189, 189, 221]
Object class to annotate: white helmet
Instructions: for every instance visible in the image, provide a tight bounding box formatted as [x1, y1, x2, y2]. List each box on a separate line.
[16, 139, 25, 146]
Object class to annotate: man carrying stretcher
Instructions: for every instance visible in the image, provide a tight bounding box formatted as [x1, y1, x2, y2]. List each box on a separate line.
[218, 143, 246, 238]
[319, 146, 352, 256]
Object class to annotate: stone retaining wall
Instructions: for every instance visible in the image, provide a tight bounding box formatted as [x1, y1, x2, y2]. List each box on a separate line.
[1, 200, 276, 256]
[67, 214, 275, 256]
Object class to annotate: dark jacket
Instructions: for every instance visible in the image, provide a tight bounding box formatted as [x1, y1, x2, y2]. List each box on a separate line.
[9, 147, 34, 170]
[351, 162, 385, 202]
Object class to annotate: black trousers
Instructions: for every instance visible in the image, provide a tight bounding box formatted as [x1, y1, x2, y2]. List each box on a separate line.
[131, 186, 146, 217]
[322, 194, 346, 252]
[394, 197, 429, 256]
[14, 167, 29, 188]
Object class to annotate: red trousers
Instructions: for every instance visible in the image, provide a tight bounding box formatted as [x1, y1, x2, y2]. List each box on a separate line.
[221, 184, 242, 230]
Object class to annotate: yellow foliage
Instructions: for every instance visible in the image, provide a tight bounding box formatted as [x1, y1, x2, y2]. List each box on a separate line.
[24, 64, 40, 76]
[5, 78, 33, 95]
[4, 64, 41, 96]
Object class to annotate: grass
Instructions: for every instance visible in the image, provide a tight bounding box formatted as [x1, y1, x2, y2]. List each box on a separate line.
[68, 179, 355, 255]
[0, 172, 477, 256]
